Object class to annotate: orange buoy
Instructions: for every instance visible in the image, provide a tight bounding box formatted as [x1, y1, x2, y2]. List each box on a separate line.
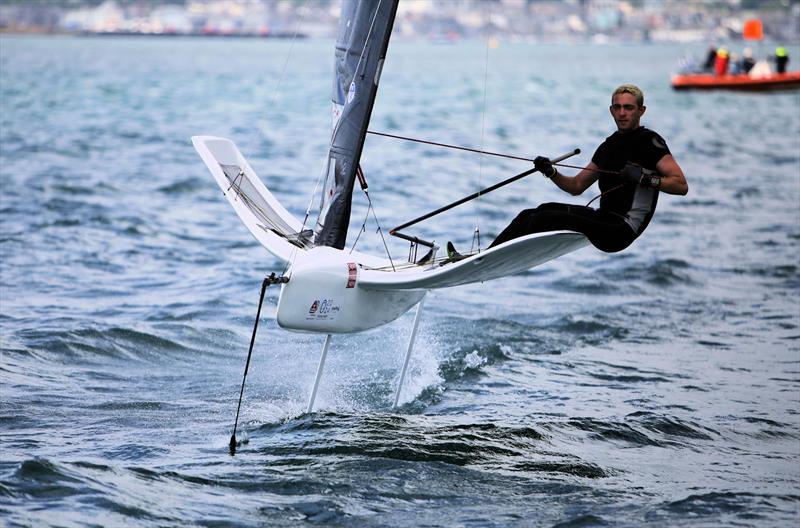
[743, 19, 763, 40]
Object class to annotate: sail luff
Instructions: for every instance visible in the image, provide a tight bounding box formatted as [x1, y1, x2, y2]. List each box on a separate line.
[315, 0, 399, 249]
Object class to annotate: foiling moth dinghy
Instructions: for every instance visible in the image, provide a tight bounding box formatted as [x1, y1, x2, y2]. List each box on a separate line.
[193, 136, 587, 401]
[192, 0, 589, 452]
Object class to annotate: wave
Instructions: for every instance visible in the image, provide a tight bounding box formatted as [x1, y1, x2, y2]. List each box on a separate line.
[658, 491, 800, 522]
[546, 413, 718, 448]
[552, 514, 610, 528]
[10, 325, 198, 364]
[551, 257, 695, 294]
[156, 178, 206, 195]
[7, 459, 93, 503]
[251, 412, 607, 479]
[626, 411, 716, 440]
[737, 416, 800, 440]
[608, 258, 694, 288]
[3, 458, 181, 525]
[552, 316, 629, 342]
[725, 263, 798, 280]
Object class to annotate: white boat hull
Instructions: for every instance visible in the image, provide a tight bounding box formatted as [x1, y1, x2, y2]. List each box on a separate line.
[277, 247, 425, 333]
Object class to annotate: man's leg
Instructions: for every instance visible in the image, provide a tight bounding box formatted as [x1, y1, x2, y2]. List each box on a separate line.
[489, 203, 636, 252]
[490, 203, 573, 248]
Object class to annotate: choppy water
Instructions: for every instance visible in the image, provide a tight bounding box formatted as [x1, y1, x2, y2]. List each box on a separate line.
[2, 35, 799, 527]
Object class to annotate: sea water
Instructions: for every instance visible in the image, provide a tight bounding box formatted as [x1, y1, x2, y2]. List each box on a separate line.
[1, 35, 799, 527]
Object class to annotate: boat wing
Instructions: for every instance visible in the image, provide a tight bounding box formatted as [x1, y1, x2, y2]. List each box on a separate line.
[192, 136, 310, 263]
[358, 231, 589, 291]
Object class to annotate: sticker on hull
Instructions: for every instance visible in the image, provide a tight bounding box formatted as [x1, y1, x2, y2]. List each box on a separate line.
[306, 298, 340, 321]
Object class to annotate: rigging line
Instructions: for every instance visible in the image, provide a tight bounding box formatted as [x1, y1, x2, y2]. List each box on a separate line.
[390, 148, 580, 234]
[224, 178, 307, 278]
[367, 130, 535, 161]
[350, 164, 395, 268]
[227, 170, 246, 197]
[349, 210, 369, 254]
[227, 179, 303, 239]
[349, 186, 396, 270]
[301, 155, 331, 233]
[262, 0, 311, 279]
[349, 168, 370, 255]
[367, 131, 622, 176]
[265, 0, 309, 113]
[281, 246, 296, 277]
[474, 14, 492, 249]
[365, 191, 395, 271]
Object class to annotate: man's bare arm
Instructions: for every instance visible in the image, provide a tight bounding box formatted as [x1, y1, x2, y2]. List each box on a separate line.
[550, 161, 601, 196]
[656, 155, 688, 195]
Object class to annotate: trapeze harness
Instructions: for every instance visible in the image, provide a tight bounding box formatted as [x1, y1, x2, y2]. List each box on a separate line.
[489, 127, 670, 253]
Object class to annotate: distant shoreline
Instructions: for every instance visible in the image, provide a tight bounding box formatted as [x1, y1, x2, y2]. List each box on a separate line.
[2, 28, 798, 46]
[0, 28, 307, 39]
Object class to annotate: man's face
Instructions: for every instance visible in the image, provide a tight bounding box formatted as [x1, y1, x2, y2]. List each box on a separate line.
[610, 92, 645, 132]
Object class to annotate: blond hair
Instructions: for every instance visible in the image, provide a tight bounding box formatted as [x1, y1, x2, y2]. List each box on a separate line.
[612, 84, 644, 107]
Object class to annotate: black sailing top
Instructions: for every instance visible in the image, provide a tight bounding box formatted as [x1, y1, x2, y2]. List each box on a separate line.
[591, 126, 671, 235]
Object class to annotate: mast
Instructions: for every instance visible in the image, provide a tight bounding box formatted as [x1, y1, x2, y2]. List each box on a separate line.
[314, 0, 399, 249]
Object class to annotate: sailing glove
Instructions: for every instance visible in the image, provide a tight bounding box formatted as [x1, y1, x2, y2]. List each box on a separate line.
[534, 156, 557, 178]
[621, 163, 661, 189]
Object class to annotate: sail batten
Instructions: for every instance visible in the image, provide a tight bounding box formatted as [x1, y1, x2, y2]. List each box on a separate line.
[315, 0, 399, 250]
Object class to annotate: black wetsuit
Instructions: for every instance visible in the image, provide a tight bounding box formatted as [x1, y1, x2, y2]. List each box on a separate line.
[489, 127, 670, 253]
[776, 54, 789, 74]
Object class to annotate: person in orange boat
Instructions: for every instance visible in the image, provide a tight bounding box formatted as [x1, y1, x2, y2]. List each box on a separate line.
[702, 45, 717, 72]
[715, 48, 730, 76]
[740, 48, 756, 74]
[729, 53, 741, 75]
[774, 47, 789, 74]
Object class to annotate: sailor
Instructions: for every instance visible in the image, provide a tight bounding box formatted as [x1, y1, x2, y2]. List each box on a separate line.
[449, 84, 687, 257]
[774, 47, 789, 74]
[714, 47, 730, 76]
[740, 48, 756, 74]
[702, 45, 717, 72]
[729, 53, 742, 75]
